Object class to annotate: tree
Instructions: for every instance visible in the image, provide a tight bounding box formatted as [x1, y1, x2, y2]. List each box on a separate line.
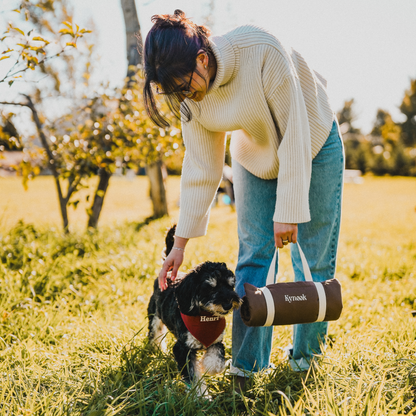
[366, 109, 414, 176]
[0, 1, 91, 232]
[48, 75, 183, 229]
[399, 78, 416, 147]
[85, 0, 142, 229]
[380, 113, 401, 145]
[120, 0, 170, 219]
[371, 109, 390, 137]
[120, 0, 142, 79]
[1, 1, 184, 232]
[337, 99, 365, 171]
[337, 99, 361, 136]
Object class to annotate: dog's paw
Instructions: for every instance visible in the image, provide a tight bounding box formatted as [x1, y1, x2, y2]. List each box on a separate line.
[201, 350, 226, 375]
[148, 316, 168, 352]
[185, 379, 211, 400]
[148, 336, 168, 353]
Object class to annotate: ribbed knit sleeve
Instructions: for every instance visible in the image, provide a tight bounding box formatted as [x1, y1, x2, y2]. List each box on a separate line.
[268, 76, 312, 224]
[175, 119, 227, 238]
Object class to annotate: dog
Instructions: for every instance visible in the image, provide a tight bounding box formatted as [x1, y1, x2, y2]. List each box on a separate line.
[147, 225, 241, 395]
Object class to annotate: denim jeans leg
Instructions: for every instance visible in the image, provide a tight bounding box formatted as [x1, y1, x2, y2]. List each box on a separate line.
[231, 160, 277, 375]
[290, 120, 344, 370]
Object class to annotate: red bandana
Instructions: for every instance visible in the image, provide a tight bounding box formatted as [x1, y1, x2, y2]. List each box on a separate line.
[180, 311, 226, 348]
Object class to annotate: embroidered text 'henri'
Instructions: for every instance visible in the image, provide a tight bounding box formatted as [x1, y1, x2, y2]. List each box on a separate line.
[180, 312, 226, 348]
[200, 316, 220, 322]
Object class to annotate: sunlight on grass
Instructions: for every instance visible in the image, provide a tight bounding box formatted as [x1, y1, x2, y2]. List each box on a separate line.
[0, 176, 181, 230]
[0, 175, 416, 414]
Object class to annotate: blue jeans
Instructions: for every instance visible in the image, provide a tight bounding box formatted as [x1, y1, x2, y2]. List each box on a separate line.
[231, 120, 344, 374]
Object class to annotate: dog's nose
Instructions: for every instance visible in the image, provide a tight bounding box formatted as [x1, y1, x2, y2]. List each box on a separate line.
[223, 303, 233, 311]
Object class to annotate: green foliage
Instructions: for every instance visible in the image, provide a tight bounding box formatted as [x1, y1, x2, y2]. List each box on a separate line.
[0, 0, 96, 230]
[399, 79, 416, 147]
[44, 73, 184, 222]
[371, 109, 390, 137]
[1, 1, 185, 231]
[343, 138, 371, 173]
[337, 98, 361, 135]
[0, 0, 90, 85]
[339, 101, 416, 176]
[0, 112, 22, 151]
[344, 137, 416, 176]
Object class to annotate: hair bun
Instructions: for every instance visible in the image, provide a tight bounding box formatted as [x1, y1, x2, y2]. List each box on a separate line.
[150, 10, 212, 37]
[174, 9, 185, 18]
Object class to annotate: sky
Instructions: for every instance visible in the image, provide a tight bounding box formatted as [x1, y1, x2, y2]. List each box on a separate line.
[2, 0, 416, 135]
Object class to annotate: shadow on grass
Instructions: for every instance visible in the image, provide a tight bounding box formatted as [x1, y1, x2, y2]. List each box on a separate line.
[79, 336, 309, 416]
[133, 215, 166, 233]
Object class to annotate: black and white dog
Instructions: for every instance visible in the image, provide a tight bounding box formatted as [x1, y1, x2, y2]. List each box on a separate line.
[147, 225, 241, 395]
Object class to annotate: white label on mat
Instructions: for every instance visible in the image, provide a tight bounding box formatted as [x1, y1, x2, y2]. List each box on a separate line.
[314, 282, 326, 322]
[260, 286, 275, 326]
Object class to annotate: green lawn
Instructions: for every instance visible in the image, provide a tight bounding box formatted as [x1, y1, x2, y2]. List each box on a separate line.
[0, 175, 416, 415]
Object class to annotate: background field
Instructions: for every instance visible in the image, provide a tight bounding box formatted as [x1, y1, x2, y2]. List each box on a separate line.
[0, 176, 182, 230]
[0, 175, 416, 415]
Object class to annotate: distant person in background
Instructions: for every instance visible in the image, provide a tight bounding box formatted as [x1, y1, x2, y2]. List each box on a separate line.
[214, 164, 235, 209]
[221, 164, 235, 209]
[142, 10, 344, 389]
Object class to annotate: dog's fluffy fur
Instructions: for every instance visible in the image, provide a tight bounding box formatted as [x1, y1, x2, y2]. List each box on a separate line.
[147, 225, 241, 394]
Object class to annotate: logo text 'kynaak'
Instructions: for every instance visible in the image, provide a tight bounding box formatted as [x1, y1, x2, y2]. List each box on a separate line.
[284, 294, 307, 303]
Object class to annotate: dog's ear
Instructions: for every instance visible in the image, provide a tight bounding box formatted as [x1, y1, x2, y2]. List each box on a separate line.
[174, 272, 200, 316]
[164, 225, 176, 259]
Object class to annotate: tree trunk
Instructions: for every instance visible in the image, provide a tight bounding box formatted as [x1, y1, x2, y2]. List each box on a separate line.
[120, 0, 168, 220]
[146, 160, 168, 218]
[145, 162, 169, 219]
[83, 0, 141, 231]
[120, 0, 142, 78]
[55, 177, 69, 232]
[23, 96, 70, 232]
[87, 169, 111, 229]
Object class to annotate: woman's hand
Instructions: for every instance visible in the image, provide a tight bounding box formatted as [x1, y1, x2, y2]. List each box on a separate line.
[274, 222, 298, 249]
[158, 235, 188, 291]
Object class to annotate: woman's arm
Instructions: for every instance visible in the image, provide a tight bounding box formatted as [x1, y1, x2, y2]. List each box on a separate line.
[268, 75, 312, 225]
[158, 120, 225, 290]
[176, 118, 227, 238]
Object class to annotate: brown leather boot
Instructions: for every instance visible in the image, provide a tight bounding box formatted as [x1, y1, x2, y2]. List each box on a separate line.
[234, 375, 247, 393]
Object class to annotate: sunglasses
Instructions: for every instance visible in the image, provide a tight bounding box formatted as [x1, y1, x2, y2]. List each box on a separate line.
[156, 71, 194, 97]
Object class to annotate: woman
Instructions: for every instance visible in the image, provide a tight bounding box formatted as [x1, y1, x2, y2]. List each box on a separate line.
[143, 10, 344, 385]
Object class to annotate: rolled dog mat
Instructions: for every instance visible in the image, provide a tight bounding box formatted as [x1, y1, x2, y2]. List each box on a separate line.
[240, 279, 342, 326]
[240, 243, 343, 327]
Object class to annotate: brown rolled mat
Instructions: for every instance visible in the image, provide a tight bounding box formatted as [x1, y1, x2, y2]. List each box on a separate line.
[240, 278, 343, 327]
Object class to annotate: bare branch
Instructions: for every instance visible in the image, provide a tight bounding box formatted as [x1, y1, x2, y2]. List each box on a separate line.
[0, 101, 29, 107]
[0, 45, 75, 84]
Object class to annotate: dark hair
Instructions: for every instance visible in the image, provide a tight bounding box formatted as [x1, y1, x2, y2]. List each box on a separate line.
[143, 9, 213, 127]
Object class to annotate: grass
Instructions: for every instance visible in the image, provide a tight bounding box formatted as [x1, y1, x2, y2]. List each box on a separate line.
[0, 176, 181, 230]
[0, 175, 416, 415]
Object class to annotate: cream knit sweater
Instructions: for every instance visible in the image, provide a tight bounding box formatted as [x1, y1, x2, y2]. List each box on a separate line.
[176, 25, 334, 239]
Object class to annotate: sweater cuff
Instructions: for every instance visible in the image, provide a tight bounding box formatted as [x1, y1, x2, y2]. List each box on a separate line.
[175, 210, 211, 239]
[273, 184, 311, 224]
